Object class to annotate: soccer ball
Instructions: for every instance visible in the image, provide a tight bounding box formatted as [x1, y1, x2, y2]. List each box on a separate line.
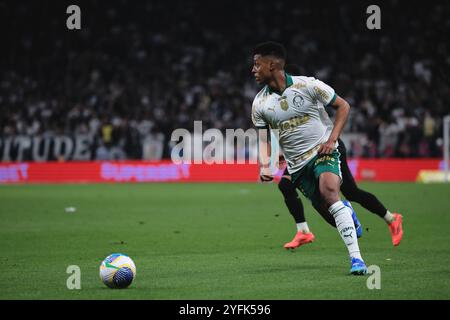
[99, 253, 136, 289]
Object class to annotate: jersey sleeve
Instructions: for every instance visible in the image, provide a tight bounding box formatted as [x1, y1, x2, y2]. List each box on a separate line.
[251, 101, 268, 128]
[307, 78, 337, 107]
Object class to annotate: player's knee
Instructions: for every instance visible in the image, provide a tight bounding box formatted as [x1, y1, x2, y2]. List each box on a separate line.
[320, 185, 340, 207]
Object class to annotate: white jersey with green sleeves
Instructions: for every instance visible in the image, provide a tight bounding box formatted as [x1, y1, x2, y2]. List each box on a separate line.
[251, 73, 337, 175]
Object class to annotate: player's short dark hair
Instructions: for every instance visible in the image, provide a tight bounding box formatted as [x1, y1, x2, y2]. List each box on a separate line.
[253, 41, 287, 61]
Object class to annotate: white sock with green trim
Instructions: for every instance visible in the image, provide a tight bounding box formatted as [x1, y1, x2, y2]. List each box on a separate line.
[329, 201, 363, 261]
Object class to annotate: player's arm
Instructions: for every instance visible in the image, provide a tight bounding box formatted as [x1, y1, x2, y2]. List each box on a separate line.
[308, 78, 350, 155]
[318, 95, 350, 155]
[251, 99, 273, 182]
[257, 126, 273, 182]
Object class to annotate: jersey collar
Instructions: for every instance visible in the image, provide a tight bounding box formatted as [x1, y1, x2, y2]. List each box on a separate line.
[265, 72, 293, 95]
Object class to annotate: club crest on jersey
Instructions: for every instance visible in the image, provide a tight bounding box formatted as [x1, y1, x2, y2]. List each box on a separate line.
[293, 94, 304, 108]
[279, 96, 289, 111]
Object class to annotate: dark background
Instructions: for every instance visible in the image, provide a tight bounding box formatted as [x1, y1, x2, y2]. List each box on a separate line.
[1, 0, 448, 160]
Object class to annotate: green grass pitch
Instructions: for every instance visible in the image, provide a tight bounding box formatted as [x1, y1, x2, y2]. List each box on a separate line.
[1, 182, 450, 299]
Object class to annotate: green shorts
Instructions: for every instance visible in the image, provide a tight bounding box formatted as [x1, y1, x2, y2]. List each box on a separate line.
[291, 150, 342, 207]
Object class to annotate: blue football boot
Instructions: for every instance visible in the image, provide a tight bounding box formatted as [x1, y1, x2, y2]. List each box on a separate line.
[350, 257, 368, 275]
[343, 200, 362, 238]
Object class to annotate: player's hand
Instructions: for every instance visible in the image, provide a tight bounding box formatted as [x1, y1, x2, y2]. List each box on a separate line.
[260, 165, 274, 182]
[318, 139, 336, 155]
[260, 174, 274, 182]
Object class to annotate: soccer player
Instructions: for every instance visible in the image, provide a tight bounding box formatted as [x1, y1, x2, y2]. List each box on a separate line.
[251, 41, 367, 274]
[278, 64, 404, 250]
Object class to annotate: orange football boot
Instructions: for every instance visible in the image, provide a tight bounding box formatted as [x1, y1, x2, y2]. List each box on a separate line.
[284, 231, 315, 249]
[389, 213, 403, 246]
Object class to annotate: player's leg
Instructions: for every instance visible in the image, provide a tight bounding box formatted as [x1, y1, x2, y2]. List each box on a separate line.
[339, 140, 387, 218]
[279, 175, 362, 234]
[338, 140, 403, 246]
[319, 172, 367, 275]
[278, 174, 309, 232]
[315, 150, 367, 275]
[286, 156, 356, 249]
[278, 173, 315, 249]
[312, 195, 364, 239]
[311, 200, 336, 227]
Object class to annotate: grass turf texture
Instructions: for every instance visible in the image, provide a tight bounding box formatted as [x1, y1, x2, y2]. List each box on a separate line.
[1, 182, 449, 300]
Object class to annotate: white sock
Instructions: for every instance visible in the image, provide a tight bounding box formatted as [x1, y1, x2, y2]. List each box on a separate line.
[296, 222, 310, 233]
[384, 210, 395, 224]
[329, 201, 363, 261]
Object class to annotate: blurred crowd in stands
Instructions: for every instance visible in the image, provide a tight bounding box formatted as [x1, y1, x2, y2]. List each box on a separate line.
[1, 0, 449, 160]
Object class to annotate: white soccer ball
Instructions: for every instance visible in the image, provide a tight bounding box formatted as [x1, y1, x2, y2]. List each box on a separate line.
[99, 253, 136, 288]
